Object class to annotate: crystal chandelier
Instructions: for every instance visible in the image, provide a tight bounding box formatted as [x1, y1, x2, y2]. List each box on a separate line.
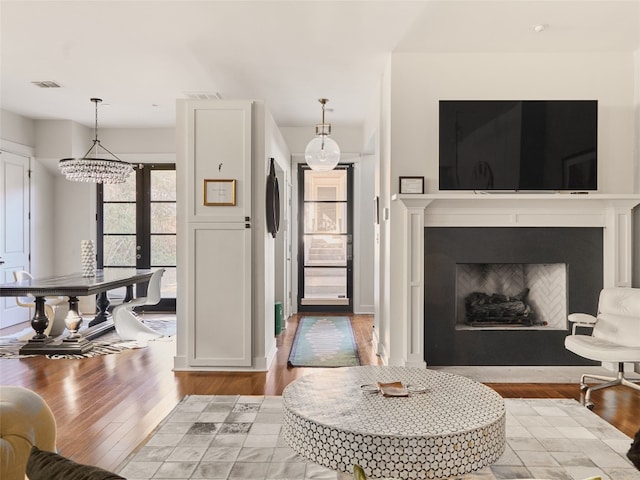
[59, 98, 134, 184]
[304, 98, 340, 172]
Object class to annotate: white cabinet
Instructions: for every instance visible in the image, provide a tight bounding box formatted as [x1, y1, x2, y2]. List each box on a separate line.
[188, 223, 252, 366]
[178, 100, 253, 367]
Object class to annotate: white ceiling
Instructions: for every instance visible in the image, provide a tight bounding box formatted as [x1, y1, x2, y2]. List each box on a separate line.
[1, 1, 639, 130]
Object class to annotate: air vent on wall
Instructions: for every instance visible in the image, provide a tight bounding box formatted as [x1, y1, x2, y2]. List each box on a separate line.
[183, 91, 223, 100]
[31, 81, 61, 88]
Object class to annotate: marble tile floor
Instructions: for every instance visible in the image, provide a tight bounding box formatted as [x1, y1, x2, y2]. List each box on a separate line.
[116, 395, 639, 480]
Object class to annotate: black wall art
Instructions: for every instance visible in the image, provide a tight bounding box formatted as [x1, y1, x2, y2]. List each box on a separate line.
[266, 158, 280, 238]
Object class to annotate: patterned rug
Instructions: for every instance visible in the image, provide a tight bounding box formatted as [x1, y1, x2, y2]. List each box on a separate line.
[0, 316, 176, 359]
[115, 396, 639, 480]
[287, 316, 360, 367]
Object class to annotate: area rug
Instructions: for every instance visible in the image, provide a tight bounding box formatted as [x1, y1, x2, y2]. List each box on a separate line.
[115, 396, 639, 480]
[287, 316, 360, 368]
[0, 316, 176, 360]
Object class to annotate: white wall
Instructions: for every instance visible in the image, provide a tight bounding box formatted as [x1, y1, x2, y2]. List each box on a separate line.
[1, 110, 36, 147]
[30, 159, 55, 278]
[389, 52, 637, 194]
[253, 101, 293, 369]
[354, 157, 376, 314]
[35, 120, 90, 160]
[267, 106, 292, 360]
[99, 128, 175, 153]
[634, 47, 640, 287]
[361, 67, 385, 353]
[53, 179, 96, 275]
[378, 57, 393, 364]
[385, 50, 639, 366]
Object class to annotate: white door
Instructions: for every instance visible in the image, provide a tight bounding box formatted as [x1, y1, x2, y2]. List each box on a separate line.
[189, 223, 252, 366]
[0, 151, 31, 328]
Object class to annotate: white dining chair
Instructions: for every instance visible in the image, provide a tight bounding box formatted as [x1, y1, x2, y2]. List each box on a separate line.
[111, 268, 165, 341]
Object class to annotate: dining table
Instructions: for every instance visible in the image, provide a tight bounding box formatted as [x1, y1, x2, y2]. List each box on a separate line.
[0, 269, 153, 355]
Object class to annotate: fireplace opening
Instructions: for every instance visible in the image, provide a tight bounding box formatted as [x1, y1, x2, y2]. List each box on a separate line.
[425, 226, 602, 365]
[456, 263, 567, 330]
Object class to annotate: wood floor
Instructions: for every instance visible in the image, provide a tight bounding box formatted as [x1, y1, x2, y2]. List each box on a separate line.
[1, 314, 639, 473]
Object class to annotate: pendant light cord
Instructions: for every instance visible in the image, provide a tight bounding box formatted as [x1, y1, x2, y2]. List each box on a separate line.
[81, 98, 123, 161]
[93, 97, 100, 143]
[320, 99, 326, 150]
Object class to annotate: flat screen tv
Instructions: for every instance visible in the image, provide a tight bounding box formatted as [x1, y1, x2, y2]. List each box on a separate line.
[439, 100, 598, 191]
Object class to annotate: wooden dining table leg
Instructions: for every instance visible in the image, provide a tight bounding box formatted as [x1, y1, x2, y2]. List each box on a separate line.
[26, 297, 52, 341]
[89, 284, 134, 327]
[18, 298, 56, 354]
[89, 291, 111, 326]
[62, 296, 85, 340]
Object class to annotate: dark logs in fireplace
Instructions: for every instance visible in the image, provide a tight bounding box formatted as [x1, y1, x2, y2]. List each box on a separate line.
[464, 288, 546, 327]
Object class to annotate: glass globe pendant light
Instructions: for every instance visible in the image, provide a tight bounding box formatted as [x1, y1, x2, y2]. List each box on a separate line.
[304, 98, 340, 172]
[59, 98, 134, 184]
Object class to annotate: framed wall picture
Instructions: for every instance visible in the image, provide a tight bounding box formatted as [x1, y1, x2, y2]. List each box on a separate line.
[399, 176, 425, 194]
[204, 179, 236, 206]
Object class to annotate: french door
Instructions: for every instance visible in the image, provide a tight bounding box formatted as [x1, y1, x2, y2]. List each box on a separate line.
[297, 164, 353, 313]
[97, 163, 176, 311]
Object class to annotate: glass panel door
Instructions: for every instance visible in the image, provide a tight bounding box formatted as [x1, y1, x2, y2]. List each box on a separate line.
[98, 164, 176, 311]
[298, 164, 353, 312]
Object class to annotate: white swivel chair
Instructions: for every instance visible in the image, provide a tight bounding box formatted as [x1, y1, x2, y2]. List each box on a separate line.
[112, 268, 165, 341]
[565, 287, 640, 409]
[13, 271, 68, 338]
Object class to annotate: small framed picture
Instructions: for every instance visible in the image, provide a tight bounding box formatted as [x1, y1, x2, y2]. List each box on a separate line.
[399, 176, 424, 194]
[204, 179, 236, 206]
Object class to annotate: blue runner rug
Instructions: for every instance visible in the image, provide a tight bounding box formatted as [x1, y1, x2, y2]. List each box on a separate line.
[287, 316, 360, 367]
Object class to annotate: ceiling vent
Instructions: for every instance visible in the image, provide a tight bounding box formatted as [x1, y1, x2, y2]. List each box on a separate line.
[31, 81, 61, 88]
[183, 91, 223, 100]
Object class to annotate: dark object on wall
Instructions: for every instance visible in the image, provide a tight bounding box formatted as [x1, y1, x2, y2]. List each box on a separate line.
[275, 301, 283, 336]
[266, 158, 280, 238]
[439, 100, 598, 191]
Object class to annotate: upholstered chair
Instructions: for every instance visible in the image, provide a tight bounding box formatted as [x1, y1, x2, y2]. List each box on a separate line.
[565, 287, 640, 409]
[0, 386, 56, 480]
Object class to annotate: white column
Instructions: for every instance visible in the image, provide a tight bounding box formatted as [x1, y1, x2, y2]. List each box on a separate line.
[605, 202, 637, 287]
[395, 196, 433, 368]
[404, 206, 427, 368]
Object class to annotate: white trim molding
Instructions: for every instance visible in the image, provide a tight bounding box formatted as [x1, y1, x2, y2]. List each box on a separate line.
[392, 193, 640, 368]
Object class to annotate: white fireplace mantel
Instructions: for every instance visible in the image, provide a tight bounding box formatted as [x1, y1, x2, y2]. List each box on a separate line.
[391, 192, 640, 368]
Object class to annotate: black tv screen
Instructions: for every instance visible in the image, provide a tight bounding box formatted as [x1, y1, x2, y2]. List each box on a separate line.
[439, 100, 598, 191]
